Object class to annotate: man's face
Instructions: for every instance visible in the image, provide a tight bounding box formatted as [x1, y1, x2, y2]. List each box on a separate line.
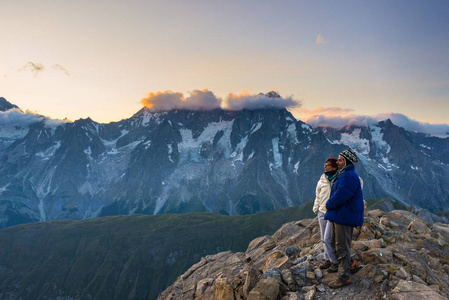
[337, 155, 346, 169]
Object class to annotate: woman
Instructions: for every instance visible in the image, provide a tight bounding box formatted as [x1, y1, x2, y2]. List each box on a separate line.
[313, 157, 339, 271]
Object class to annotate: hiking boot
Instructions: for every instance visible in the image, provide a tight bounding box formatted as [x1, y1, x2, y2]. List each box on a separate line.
[319, 260, 332, 269]
[327, 263, 338, 273]
[350, 260, 360, 274]
[328, 278, 351, 289]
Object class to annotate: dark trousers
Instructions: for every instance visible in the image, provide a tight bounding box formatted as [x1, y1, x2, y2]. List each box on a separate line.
[330, 222, 353, 282]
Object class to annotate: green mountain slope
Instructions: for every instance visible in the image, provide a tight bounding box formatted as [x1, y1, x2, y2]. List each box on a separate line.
[0, 202, 315, 300]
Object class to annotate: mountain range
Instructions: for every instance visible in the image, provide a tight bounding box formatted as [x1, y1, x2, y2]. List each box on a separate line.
[0, 94, 448, 228]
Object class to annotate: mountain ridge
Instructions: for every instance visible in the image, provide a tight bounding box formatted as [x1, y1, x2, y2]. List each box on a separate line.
[0, 97, 448, 228]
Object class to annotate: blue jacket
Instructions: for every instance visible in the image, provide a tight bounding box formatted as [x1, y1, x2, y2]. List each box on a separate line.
[325, 164, 364, 227]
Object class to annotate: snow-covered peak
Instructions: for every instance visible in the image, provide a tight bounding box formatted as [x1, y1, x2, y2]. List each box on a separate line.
[259, 91, 281, 98]
[0, 97, 20, 112]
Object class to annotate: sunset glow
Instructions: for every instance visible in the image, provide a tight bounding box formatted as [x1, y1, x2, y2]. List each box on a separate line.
[1, 1, 448, 127]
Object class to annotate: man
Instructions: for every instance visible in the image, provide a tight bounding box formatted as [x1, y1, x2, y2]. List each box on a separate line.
[325, 149, 364, 288]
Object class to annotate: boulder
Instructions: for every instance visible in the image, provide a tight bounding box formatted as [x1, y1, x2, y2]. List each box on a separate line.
[243, 268, 259, 298]
[407, 219, 431, 235]
[263, 251, 291, 272]
[395, 267, 411, 280]
[272, 222, 304, 243]
[362, 248, 393, 264]
[367, 209, 385, 218]
[247, 277, 280, 300]
[390, 280, 447, 300]
[384, 210, 426, 227]
[432, 222, 449, 246]
[214, 277, 235, 300]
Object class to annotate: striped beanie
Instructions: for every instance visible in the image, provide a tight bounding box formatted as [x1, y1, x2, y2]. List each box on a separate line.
[340, 149, 358, 165]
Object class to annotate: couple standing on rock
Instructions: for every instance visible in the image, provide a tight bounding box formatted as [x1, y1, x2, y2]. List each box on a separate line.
[313, 149, 364, 289]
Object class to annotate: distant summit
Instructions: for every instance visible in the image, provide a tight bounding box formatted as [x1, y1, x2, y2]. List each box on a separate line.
[0, 97, 19, 112]
[259, 91, 281, 98]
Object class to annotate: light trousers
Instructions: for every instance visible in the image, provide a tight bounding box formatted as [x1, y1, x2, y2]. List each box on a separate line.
[317, 211, 338, 264]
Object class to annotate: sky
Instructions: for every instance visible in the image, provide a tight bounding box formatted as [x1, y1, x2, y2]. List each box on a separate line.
[1, 0, 449, 133]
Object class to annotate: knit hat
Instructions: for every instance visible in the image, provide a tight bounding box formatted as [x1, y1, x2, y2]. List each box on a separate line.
[340, 149, 358, 165]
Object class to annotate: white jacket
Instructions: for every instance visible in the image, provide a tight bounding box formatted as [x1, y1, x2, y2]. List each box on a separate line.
[312, 173, 364, 215]
[313, 173, 331, 214]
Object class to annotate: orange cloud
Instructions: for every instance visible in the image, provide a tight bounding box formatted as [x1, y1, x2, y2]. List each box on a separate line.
[140, 89, 221, 111]
[141, 89, 300, 112]
[316, 34, 326, 45]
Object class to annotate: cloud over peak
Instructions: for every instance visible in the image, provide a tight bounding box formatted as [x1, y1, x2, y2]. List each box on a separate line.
[141, 89, 301, 112]
[140, 89, 221, 111]
[224, 90, 299, 110]
[298, 108, 449, 136]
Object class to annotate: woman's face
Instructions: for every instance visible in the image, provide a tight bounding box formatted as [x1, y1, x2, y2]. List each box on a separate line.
[324, 161, 337, 172]
[337, 155, 346, 169]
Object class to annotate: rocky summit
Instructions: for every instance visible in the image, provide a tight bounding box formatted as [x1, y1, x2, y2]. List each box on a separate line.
[159, 208, 449, 300]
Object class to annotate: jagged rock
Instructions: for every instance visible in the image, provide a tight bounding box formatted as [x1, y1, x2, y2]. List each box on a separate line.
[264, 240, 277, 252]
[263, 266, 282, 280]
[379, 216, 396, 228]
[412, 274, 426, 284]
[248, 236, 271, 252]
[195, 278, 214, 297]
[285, 247, 298, 257]
[354, 238, 387, 252]
[282, 292, 304, 300]
[356, 263, 380, 279]
[243, 268, 260, 298]
[407, 219, 431, 235]
[247, 277, 280, 300]
[369, 198, 395, 213]
[282, 269, 296, 291]
[409, 206, 449, 226]
[385, 210, 426, 227]
[303, 286, 315, 300]
[159, 210, 449, 300]
[432, 222, 449, 246]
[362, 248, 393, 264]
[272, 222, 304, 243]
[290, 263, 308, 287]
[313, 268, 323, 279]
[390, 280, 447, 300]
[215, 277, 235, 300]
[264, 252, 291, 272]
[353, 241, 370, 252]
[358, 223, 377, 240]
[367, 209, 385, 218]
[395, 267, 411, 280]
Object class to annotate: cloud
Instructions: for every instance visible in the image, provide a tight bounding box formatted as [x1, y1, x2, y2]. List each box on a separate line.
[140, 89, 221, 111]
[52, 64, 70, 76]
[19, 62, 44, 77]
[141, 89, 301, 112]
[223, 90, 300, 110]
[298, 108, 449, 136]
[316, 34, 327, 45]
[18, 62, 70, 77]
[0, 108, 44, 127]
[0, 108, 68, 129]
